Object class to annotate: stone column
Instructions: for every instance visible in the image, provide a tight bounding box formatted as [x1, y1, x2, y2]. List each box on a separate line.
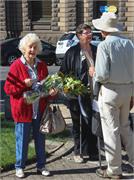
[82, 0, 93, 27]
[0, 0, 7, 39]
[125, 0, 134, 32]
[83, 0, 93, 24]
[51, 0, 60, 31]
[118, 0, 127, 31]
[58, 0, 76, 32]
[21, 0, 31, 34]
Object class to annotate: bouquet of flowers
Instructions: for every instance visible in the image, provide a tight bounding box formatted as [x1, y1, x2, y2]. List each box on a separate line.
[23, 73, 63, 104]
[62, 75, 89, 98]
[23, 72, 89, 104]
[41, 73, 63, 94]
[23, 89, 41, 104]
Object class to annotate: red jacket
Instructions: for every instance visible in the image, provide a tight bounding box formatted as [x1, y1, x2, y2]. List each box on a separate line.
[4, 58, 49, 122]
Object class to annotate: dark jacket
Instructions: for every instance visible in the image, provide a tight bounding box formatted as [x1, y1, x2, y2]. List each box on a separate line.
[60, 43, 97, 81]
[60, 43, 97, 118]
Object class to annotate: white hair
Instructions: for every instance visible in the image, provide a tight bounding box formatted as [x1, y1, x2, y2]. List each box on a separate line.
[18, 33, 42, 54]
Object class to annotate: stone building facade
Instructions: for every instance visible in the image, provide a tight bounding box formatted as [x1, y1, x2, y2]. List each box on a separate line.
[0, 0, 134, 44]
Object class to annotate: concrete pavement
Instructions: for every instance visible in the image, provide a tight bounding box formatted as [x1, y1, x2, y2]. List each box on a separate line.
[0, 104, 134, 180]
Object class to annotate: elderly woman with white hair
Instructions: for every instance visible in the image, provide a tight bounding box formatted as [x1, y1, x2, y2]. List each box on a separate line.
[4, 33, 57, 178]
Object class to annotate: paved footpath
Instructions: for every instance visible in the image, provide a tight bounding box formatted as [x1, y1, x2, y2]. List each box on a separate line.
[0, 156, 104, 180]
[1, 105, 134, 180]
[1, 156, 134, 180]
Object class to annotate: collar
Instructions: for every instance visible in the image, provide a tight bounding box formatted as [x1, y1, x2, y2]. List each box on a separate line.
[20, 55, 41, 67]
[105, 32, 119, 40]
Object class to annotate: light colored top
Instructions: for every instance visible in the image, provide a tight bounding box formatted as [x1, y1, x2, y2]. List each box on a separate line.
[95, 34, 134, 84]
[21, 55, 40, 119]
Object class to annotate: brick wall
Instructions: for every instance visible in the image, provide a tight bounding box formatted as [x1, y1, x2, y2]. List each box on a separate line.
[0, 0, 134, 44]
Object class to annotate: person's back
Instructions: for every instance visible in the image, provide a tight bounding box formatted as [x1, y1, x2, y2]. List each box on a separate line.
[92, 12, 134, 179]
[95, 34, 134, 84]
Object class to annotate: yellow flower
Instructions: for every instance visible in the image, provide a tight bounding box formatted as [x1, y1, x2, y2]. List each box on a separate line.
[63, 87, 69, 93]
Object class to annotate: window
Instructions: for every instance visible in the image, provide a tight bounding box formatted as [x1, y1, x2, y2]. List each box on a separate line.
[93, 1, 107, 19]
[76, 1, 84, 26]
[93, 0, 118, 19]
[31, 1, 51, 22]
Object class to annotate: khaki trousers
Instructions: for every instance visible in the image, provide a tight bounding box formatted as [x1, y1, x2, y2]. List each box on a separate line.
[98, 83, 134, 175]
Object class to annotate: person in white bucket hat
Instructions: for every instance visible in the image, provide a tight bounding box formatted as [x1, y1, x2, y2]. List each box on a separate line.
[90, 12, 134, 179]
[92, 12, 121, 32]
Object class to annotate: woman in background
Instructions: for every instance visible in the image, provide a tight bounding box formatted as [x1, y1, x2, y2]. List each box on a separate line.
[60, 24, 98, 163]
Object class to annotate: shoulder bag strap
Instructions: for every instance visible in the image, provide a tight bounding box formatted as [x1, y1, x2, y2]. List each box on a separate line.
[82, 51, 94, 99]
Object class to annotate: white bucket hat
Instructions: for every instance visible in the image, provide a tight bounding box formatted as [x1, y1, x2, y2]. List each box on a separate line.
[92, 12, 121, 32]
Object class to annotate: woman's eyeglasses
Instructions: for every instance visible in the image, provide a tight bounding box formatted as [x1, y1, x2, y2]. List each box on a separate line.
[82, 32, 92, 35]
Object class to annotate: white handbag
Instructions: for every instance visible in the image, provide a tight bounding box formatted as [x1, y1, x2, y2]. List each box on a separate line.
[40, 104, 66, 134]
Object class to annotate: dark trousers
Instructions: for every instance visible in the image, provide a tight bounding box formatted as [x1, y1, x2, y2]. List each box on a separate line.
[69, 100, 98, 156]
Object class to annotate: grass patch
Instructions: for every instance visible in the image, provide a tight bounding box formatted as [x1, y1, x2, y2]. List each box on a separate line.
[0, 119, 71, 171]
[0, 120, 35, 171]
[0, 112, 5, 120]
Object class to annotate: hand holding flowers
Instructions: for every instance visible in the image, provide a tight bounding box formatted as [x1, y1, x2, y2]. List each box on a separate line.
[62, 75, 88, 97]
[23, 73, 62, 104]
[23, 72, 89, 104]
[49, 88, 58, 97]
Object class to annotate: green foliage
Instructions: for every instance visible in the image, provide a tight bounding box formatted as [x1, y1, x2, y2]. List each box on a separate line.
[1, 123, 15, 168]
[0, 112, 5, 120]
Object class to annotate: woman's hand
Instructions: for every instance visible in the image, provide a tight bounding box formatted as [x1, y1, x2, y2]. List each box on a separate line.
[89, 66, 95, 77]
[24, 78, 33, 87]
[49, 88, 58, 96]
